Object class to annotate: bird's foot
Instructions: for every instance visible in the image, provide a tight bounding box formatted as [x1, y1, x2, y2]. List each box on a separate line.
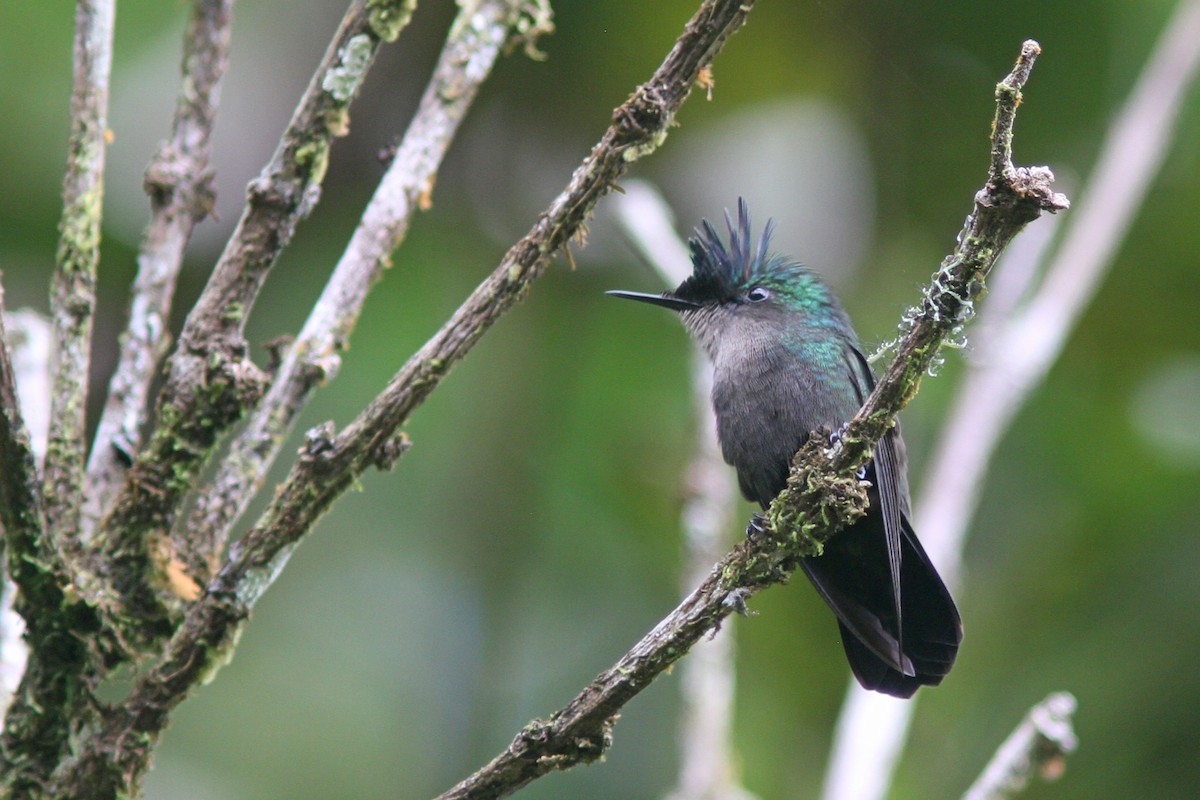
[824, 424, 871, 484]
[829, 422, 851, 445]
[745, 512, 768, 542]
[822, 422, 851, 458]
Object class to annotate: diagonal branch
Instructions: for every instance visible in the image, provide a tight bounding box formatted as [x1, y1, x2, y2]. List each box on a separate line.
[817, 42, 1063, 472]
[181, 0, 554, 579]
[84, 0, 235, 539]
[44, 1, 757, 796]
[95, 0, 420, 640]
[219, 0, 759, 617]
[820, 6, 1200, 797]
[433, 40, 1065, 800]
[44, 0, 116, 548]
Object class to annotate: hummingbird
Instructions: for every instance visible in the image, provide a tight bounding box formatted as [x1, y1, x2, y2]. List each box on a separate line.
[609, 199, 961, 697]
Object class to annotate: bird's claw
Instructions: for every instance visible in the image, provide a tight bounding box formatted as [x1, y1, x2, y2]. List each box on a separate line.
[745, 512, 767, 542]
[827, 425, 871, 483]
[829, 422, 851, 446]
[822, 422, 852, 458]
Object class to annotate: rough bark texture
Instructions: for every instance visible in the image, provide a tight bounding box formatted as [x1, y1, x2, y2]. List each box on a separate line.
[0, 3, 1071, 798]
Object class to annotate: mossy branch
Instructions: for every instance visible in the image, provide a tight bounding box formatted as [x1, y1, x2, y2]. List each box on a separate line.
[181, 0, 555, 583]
[0, 2, 118, 792]
[433, 40, 1067, 800]
[84, 0, 235, 539]
[93, 0, 418, 645]
[41, 1, 755, 796]
[44, 0, 115, 548]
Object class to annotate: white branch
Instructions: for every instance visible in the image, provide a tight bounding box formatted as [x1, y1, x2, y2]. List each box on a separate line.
[182, 0, 541, 562]
[84, 0, 234, 536]
[962, 692, 1078, 800]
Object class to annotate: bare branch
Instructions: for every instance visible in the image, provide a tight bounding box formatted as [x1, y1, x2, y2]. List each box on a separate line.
[962, 692, 1078, 800]
[95, 0, 419, 640]
[820, 7, 1200, 798]
[44, 0, 115, 546]
[84, 0, 235, 538]
[181, 0, 554, 576]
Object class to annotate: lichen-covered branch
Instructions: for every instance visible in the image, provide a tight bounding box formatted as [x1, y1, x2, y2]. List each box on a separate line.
[790, 41, 1068, 498]
[181, 0, 554, 579]
[43, 1, 756, 795]
[961, 692, 1078, 800]
[218, 0, 757, 608]
[0, 297, 101, 796]
[44, 0, 115, 548]
[0, 2, 116, 792]
[0, 299, 51, 660]
[84, 0, 235, 539]
[434, 40, 1066, 800]
[0, 309, 53, 716]
[95, 0, 419, 641]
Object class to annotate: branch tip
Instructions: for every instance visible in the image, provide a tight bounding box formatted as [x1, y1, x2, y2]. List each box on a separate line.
[962, 691, 1078, 800]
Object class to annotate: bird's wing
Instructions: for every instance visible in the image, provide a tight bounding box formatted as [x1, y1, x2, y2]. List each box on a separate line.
[844, 344, 907, 668]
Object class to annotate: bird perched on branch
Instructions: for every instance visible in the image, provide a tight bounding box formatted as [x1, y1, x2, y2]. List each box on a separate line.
[608, 200, 961, 697]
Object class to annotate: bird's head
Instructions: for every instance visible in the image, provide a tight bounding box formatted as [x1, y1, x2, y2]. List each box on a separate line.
[608, 199, 849, 357]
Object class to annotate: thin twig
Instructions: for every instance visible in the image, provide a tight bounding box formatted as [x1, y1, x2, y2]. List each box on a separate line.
[44, 2, 757, 796]
[96, 0, 419, 640]
[182, 0, 554, 577]
[819, 7, 1200, 797]
[613, 182, 755, 800]
[44, 0, 115, 546]
[961, 692, 1078, 800]
[84, 0, 235, 539]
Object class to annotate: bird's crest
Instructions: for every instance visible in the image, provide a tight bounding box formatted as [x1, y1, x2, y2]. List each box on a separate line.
[674, 198, 802, 304]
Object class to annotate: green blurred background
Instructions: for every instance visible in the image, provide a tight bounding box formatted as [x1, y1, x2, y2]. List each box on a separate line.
[3, 1, 1199, 798]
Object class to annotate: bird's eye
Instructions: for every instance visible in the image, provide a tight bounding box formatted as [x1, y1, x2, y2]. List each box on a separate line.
[747, 286, 771, 303]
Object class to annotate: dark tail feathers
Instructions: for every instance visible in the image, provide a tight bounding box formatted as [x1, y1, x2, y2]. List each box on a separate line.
[800, 512, 961, 699]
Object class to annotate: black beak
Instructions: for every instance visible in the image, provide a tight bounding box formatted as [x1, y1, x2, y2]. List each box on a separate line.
[606, 290, 699, 312]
